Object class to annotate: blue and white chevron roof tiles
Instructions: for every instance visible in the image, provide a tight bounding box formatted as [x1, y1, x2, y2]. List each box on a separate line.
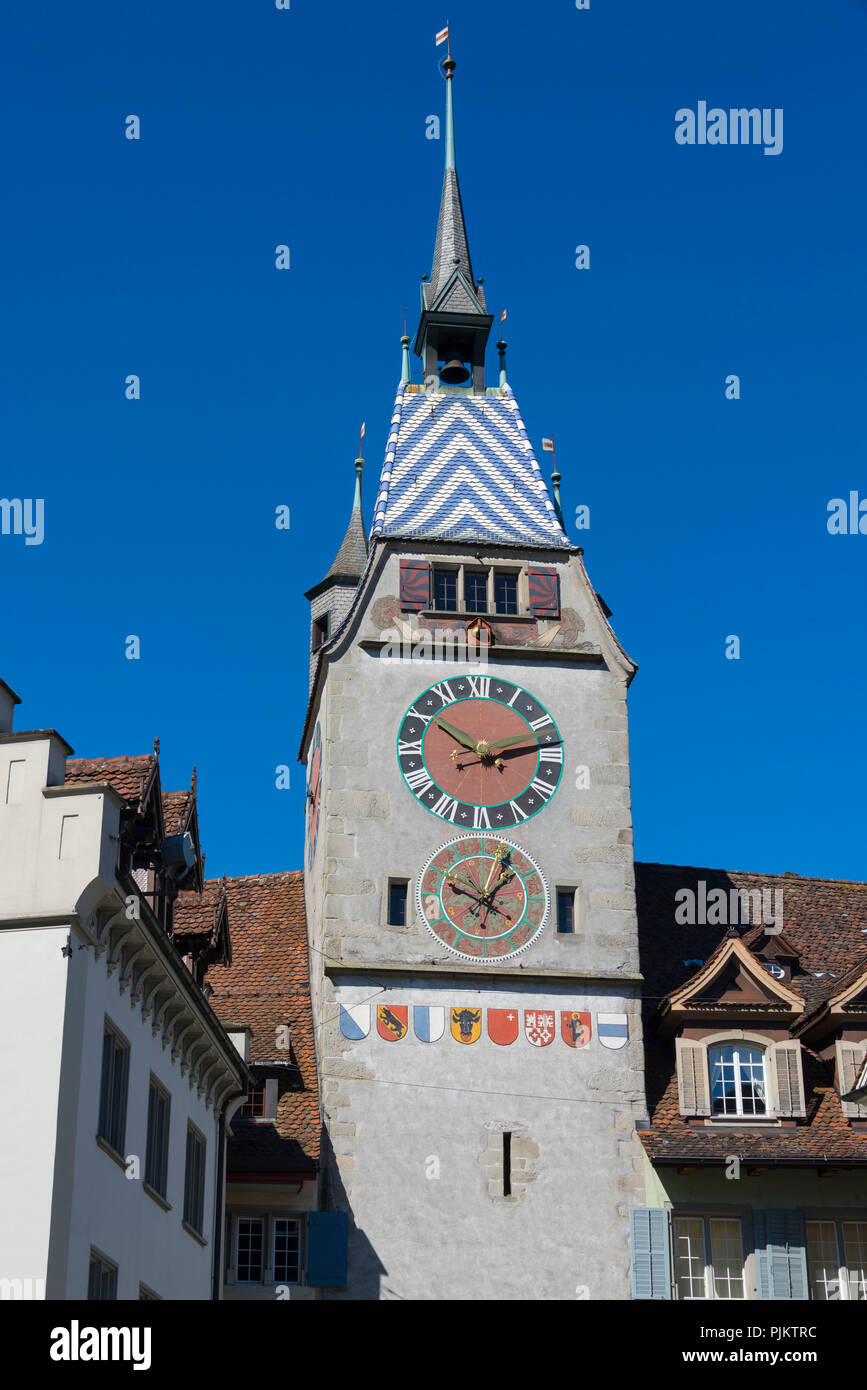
[371, 384, 571, 549]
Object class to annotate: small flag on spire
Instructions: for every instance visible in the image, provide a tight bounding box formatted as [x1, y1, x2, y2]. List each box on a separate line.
[360, 422, 366, 438]
[436, 25, 449, 46]
[500, 309, 507, 327]
[541, 437, 555, 453]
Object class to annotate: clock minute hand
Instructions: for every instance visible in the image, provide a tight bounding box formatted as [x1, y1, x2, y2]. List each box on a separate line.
[434, 717, 480, 753]
[486, 731, 542, 752]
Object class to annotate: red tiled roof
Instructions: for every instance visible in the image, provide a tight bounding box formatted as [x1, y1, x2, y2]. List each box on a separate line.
[162, 788, 192, 835]
[636, 862, 867, 1165]
[204, 872, 319, 1169]
[173, 881, 224, 939]
[65, 753, 155, 804]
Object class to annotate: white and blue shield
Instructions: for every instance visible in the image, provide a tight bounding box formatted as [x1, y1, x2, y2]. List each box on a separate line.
[414, 1005, 445, 1043]
[339, 1004, 370, 1040]
[598, 1013, 628, 1050]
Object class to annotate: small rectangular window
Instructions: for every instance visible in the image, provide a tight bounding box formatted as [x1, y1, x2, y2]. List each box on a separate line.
[145, 1077, 170, 1198]
[236, 1217, 264, 1283]
[238, 1083, 267, 1119]
[494, 573, 518, 615]
[388, 880, 408, 926]
[556, 889, 575, 934]
[97, 1022, 130, 1155]
[312, 613, 330, 650]
[433, 569, 457, 612]
[464, 571, 488, 614]
[502, 1132, 512, 1197]
[88, 1251, 118, 1301]
[183, 1125, 207, 1235]
[273, 1218, 302, 1284]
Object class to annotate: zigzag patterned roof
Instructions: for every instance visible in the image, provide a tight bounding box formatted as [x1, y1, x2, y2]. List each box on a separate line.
[371, 384, 571, 549]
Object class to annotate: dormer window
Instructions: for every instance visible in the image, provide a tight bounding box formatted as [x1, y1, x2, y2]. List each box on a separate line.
[312, 613, 330, 650]
[709, 1044, 767, 1117]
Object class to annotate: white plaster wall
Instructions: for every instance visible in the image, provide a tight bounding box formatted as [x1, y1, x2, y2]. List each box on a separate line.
[56, 927, 221, 1300]
[0, 925, 70, 1289]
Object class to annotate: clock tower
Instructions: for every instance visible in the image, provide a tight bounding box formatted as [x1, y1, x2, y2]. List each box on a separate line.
[300, 54, 648, 1300]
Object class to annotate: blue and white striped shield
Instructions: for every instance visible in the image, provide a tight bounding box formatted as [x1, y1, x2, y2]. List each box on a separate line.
[414, 1005, 445, 1042]
[597, 1013, 628, 1050]
[339, 1004, 370, 1040]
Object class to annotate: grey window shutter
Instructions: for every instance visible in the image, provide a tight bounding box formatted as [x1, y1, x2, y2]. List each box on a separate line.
[629, 1207, 671, 1300]
[675, 1038, 710, 1116]
[772, 1042, 806, 1117]
[264, 1078, 279, 1119]
[754, 1209, 808, 1299]
[837, 1042, 867, 1119]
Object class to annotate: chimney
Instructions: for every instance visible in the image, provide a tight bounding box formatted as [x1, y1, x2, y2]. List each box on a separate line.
[0, 680, 21, 734]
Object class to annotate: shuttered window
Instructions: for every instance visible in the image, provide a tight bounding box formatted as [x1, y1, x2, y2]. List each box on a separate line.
[837, 1041, 867, 1118]
[754, 1209, 809, 1300]
[399, 559, 430, 611]
[307, 1211, 348, 1288]
[144, 1077, 170, 1198]
[773, 1041, 806, 1117]
[183, 1125, 206, 1235]
[673, 1217, 745, 1300]
[675, 1038, 711, 1116]
[527, 566, 560, 618]
[629, 1207, 671, 1300]
[97, 1022, 130, 1155]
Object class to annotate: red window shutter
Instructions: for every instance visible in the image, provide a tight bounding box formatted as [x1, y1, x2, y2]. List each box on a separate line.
[399, 560, 430, 611]
[527, 566, 560, 618]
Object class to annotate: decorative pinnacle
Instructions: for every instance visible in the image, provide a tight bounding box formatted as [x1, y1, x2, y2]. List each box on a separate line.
[153, 736, 160, 757]
[353, 457, 364, 510]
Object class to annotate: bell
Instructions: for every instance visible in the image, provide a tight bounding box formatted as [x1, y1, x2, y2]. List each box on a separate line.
[439, 357, 470, 385]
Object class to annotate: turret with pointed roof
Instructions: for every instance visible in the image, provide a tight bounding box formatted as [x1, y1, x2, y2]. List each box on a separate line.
[304, 457, 368, 688]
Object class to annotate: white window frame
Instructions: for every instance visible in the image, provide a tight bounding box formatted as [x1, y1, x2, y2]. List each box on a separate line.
[673, 1215, 746, 1301]
[708, 1042, 768, 1118]
[429, 563, 525, 618]
[806, 1218, 867, 1302]
[229, 1213, 305, 1286]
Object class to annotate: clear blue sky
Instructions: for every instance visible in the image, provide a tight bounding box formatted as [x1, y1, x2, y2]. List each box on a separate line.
[2, 1, 865, 881]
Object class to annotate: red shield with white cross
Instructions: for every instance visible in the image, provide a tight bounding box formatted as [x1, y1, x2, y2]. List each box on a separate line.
[487, 1008, 519, 1045]
[524, 1009, 555, 1047]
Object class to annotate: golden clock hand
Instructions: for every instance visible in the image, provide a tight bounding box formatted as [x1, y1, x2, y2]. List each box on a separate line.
[434, 717, 480, 753]
[485, 731, 543, 752]
[482, 843, 510, 894]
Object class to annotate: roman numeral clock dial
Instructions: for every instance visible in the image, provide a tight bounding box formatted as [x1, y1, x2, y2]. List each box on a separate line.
[396, 677, 564, 828]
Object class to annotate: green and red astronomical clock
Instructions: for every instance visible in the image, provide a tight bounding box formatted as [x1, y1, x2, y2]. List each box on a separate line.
[306, 722, 322, 869]
[396, 676, 564, 829]
[417, 835, 550, 961]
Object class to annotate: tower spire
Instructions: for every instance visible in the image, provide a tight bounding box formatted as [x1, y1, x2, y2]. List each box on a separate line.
[415, 51, 493, 392]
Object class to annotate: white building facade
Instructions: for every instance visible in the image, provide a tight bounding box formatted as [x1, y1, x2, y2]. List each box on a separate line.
[0, 680, 251, 1300]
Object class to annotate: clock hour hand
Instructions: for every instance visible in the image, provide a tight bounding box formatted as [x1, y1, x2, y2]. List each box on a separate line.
[434, 717, 480, 753]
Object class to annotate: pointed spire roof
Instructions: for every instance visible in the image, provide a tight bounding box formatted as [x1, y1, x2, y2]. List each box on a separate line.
[307, 460, 368, 599]
[423, 57, 486, 319]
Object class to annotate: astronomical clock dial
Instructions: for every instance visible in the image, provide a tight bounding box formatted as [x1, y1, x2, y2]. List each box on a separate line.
[306, 722, 322, 869]
[396, 675, 564, 829]
[417, 835, 549, 962]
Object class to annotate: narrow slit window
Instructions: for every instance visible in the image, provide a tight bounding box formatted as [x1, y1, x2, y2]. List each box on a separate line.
[503, 1131, 512, 1196]
[556, 889, 575, 934]
[312, 613, 330, 650]
[388, 880, 408, 926]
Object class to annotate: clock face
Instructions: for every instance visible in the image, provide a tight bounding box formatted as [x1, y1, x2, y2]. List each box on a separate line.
[417, 835, 549, 961]
[306, 722, 322, 868]
[396, 675, 564, 829]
